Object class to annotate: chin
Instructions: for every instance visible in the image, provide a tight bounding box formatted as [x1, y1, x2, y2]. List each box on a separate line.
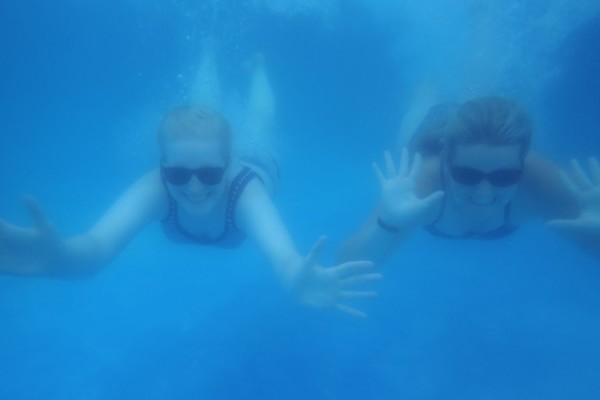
[179, 194, 218, 214]
[469, 197, 497, 208]
[466, 196, 506, 213]
[183, 203, 214, 215]
[188, 200, 218, 214]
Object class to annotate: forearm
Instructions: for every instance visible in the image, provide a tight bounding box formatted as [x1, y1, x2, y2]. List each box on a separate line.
[0, 233, 110, 278]
[270, 252, 305, 291]
[338, 218, 407, 265]
[53, 234, 118, 277]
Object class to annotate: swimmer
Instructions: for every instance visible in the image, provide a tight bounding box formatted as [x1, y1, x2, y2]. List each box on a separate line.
[0, 48, 380, 318]
[339, 96, 600, 264]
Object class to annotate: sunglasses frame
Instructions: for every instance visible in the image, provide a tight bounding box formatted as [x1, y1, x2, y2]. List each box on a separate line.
[448, 165, 523, 187]
[160, 165, 227, 186]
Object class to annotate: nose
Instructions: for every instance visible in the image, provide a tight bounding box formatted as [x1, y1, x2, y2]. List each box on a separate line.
[186, 175, 205, 192]
[473, 180, 494, 196]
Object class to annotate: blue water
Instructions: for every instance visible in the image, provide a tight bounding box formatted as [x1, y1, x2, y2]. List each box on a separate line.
[1, 1, 600, 399]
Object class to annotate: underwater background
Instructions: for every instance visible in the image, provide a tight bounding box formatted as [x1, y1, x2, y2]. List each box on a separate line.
[1, 1, 600, 399]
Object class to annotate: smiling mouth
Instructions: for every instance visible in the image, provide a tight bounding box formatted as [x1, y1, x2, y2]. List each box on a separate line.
[469, 196, 497, 207]
[184, 192, 210, 203]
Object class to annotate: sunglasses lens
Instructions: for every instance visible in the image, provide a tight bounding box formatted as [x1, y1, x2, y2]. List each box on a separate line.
[450, 166, 484, 185]
[198, 168, 226, 185]
[162, 167, 192, 185]
[488, 169, 522, 187]
[450, 165, 522, 187]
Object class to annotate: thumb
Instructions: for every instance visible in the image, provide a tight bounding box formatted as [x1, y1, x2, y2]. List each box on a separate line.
[420, 190, 445, 210]
[546, 218, 586, 233]
[306, 235, 327, 265]
[22, 196, 54, 233]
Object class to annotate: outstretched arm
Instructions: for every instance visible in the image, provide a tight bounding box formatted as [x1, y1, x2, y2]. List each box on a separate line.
[236, 179, 380, 317]
[338, 148, 444, 265]
[0, 171, 165, 278]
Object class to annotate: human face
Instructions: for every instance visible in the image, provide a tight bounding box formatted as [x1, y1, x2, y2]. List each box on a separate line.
[445, 144, 523, 216]
[162, 137, 229, 215]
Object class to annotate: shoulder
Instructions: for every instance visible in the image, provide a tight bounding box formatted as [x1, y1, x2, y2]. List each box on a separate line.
[236, 172, 270, 205]
[130, 169, 167, 197]
[235, 159, 276, 196]
[232, 167, 279, 236]
[119, 169, 169, 217]
[232, 160, 274, 213]
[227, 160, 271, 196]
[87, 169, 168, 240]
[515, 152, 578, 220]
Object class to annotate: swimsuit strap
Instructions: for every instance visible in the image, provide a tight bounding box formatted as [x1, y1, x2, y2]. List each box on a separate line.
[224, 166, 257, 232]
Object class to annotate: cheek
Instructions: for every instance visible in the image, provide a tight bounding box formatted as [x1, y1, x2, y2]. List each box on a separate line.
[447, 181, 471, 197]
[496, 185, 518, 200]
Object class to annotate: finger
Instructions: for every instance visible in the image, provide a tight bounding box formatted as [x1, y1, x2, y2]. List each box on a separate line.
[340, 273, 382, 287]
[384, 151, 397, 177]
[0, 219, 16, 247]
[398, 147, 409, 177]
[0, 219, 34, 246]
[305, 236, 327, 266]
[408, 152, 422, 180]
[589, 157, 600, 185]
[547, 219, 599, 236]
[331, 260, 374, 279]
[339, 290, 378, 299]
[557, 169, 579, 198]
[546, 218, 585, 232]
[22, 196, 53, 232]
[372, 162, 385, 186]
[335, 303, 367, 318]
[568, 159, 594, 190]
[0, 220, 8, 247]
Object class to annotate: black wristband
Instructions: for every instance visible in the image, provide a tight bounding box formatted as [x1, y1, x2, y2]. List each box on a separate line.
[377, 217, 400, 234]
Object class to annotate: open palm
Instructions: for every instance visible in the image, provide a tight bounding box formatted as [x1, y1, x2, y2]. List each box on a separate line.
[548, 157, 600, 234]
[293, 236, 381, 318]
[374, 148, 444, 230]
[0, 197, 65, 275]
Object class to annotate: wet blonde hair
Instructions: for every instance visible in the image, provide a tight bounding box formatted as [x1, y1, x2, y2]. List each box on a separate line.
[157, 105, 232, 160]
[447, 96, 532, 160]
[409, 96, 533, 160]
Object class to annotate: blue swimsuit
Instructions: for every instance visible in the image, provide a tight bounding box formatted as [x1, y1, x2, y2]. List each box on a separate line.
[424, 203, 518, 240]
[161, 166, 258, 248]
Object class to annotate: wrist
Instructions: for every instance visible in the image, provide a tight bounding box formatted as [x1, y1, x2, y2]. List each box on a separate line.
[377, 217, 400, 234]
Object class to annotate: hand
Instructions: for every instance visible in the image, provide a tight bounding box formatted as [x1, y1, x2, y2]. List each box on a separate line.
[547, 157, 600, 235]
[0, 196, 66, 275]
[292, 236, 381, 318]
[373, 147, 444, 230]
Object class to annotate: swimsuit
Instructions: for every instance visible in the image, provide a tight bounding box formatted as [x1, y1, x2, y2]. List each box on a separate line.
[161, 166, 258, 248]
[424, 203, 518, 240]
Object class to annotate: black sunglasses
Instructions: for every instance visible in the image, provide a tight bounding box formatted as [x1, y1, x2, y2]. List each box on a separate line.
[161, 166, 226, 186]
[449, 165, 523, 187]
